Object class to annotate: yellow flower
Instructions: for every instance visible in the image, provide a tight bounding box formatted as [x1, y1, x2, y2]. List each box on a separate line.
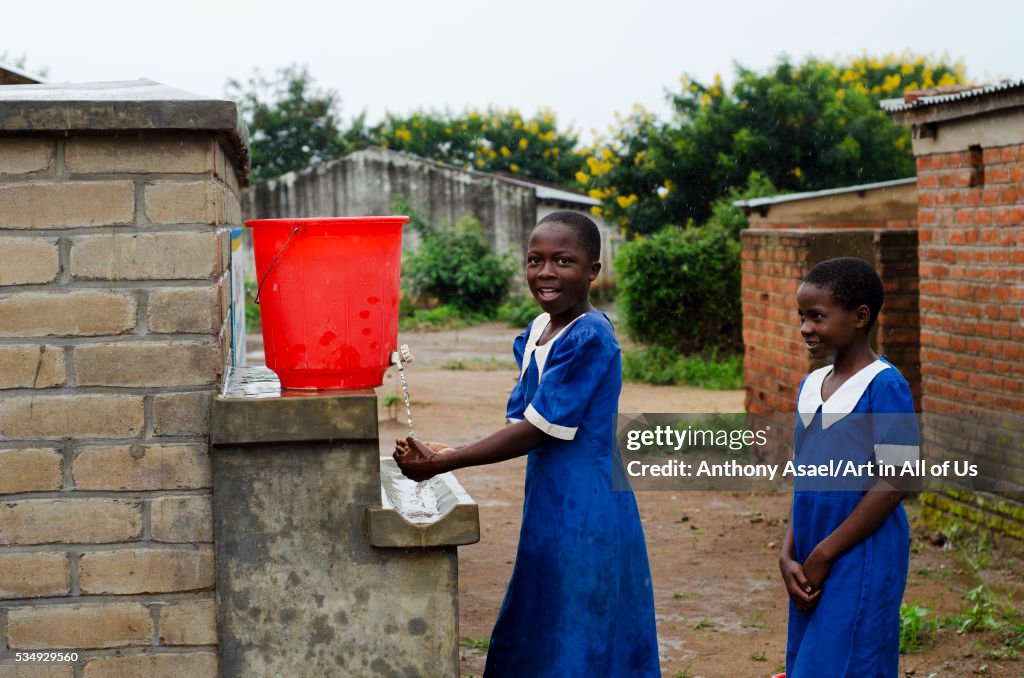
[664, 179, 676, 191]
[700, 93, 712, 107]
[836, 89, 846, 100]
[633, 150, 646, 165]
[475, 158, 486, 168]
[791, 167, 802, 178]
[394, 128, 412, 142]
[500, 146, 511, 157]
[576, 171, 590, 183]
[616, 194, 638, 209]
[529, 121, 539, 135]
[513, 118, 523, 129]
[518, 138, 528, 150]
[588, 188, 606, 199]
[542, 149, 551, 158]
[600, 148, 613, 160]
[590, 206, 603, 216]
[881, 73, 901, 93]
[551, 148, 559, 156]
[510, 164, 520, 172]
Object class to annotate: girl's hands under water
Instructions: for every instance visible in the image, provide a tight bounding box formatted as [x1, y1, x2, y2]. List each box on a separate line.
[393, 437, 454, 482]
[779, 554, 821, 612]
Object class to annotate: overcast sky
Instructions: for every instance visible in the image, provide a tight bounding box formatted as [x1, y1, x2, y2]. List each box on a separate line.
[5, 0, 1023, 140]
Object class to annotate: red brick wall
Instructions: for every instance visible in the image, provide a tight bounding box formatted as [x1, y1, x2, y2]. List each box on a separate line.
[742, 232, 813, 415]
[915, 144, 1024, 415]
[875, 229, 922, 406]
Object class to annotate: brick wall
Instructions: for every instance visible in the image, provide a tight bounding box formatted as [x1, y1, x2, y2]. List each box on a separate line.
[0, 131, 241, 675]
[913, 143, 1024, 532]
[914, 145, 1024, 414]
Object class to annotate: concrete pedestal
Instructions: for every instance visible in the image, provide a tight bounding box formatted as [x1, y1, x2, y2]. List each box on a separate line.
[211, 367, 478, 677]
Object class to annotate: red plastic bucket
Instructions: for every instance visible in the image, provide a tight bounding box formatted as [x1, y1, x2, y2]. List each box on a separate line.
[246, 216, 408, 390]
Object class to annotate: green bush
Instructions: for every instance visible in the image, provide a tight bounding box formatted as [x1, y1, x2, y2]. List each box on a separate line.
[398, 198, 517, 315]
[496, 295, 542, 327]
[622, 345, 743, 389]
[614, 223, 741, 353]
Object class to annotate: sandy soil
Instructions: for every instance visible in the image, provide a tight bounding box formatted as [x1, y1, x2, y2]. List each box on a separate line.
[350, 320, 1022, 678]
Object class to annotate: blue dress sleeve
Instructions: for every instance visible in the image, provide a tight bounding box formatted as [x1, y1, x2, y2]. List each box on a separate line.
[505, 323, 531, 422]
[523, 321, 618, 441]
[870, 369, 920, 467]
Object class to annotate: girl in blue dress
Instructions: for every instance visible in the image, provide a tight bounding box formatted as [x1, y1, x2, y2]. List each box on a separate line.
[394, 211, 660, 677]
[780, 257, 919, 677]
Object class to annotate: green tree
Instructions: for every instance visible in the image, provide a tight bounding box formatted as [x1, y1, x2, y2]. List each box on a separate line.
[226, 65, 358, 181]
[587, 53, 969, 234]
[373, 108, 583, 185]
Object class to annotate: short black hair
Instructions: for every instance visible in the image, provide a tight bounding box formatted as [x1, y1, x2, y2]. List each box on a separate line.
[535, 210, 601, 262]
[802, 257, 884, 329]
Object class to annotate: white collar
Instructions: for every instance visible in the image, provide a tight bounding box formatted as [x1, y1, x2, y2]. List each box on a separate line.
[520, 312, 586, 380]
[798, 359, 891, 429]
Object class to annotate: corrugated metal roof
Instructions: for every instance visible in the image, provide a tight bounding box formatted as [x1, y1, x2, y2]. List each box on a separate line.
[499, 176, 600, 206]
[733, 177, 916, 209]
[880, 79, 1024, 112]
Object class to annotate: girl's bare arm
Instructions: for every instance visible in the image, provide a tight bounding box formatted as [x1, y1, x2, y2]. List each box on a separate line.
[802, 481, 907, 589]
[394, 420, 550, 481]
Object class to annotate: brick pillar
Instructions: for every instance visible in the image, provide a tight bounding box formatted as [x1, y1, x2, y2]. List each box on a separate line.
[890, 86, 1024, 541]
[0, 81, 248, 675]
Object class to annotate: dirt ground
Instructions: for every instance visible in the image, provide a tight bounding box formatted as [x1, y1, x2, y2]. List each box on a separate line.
[369, 322, 1024, 678]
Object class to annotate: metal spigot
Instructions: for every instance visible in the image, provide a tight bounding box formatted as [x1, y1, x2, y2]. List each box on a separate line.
[391, 344, 414, 368]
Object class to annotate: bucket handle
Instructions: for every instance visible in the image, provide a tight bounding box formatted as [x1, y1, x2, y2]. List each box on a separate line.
[255, 226, 301, 305]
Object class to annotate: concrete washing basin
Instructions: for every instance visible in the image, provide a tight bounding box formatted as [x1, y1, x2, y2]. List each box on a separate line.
[211, 366, 479, 677]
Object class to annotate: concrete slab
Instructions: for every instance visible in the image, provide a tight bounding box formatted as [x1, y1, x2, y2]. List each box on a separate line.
[0, 79, 249, 182]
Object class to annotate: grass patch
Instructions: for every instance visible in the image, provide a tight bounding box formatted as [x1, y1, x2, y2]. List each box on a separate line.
[622, 345, 743, 389]
[900, 600, 938, 653]
[692, 618, 714, 629]
[399, 304, 486, 332]
[459, 637, 490, 650]
[750, 651, 767, 661]
[442, 358, 518, 371]
[741, 610, 768, 630]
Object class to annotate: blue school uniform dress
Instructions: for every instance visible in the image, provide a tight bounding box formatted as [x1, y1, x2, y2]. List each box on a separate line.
[483, 311, 660, 678]
[787, 357, 919, 678]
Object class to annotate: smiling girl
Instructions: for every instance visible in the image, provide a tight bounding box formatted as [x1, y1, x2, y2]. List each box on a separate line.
[394, 211, 660, 677]
[780, 257, 919, 677]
